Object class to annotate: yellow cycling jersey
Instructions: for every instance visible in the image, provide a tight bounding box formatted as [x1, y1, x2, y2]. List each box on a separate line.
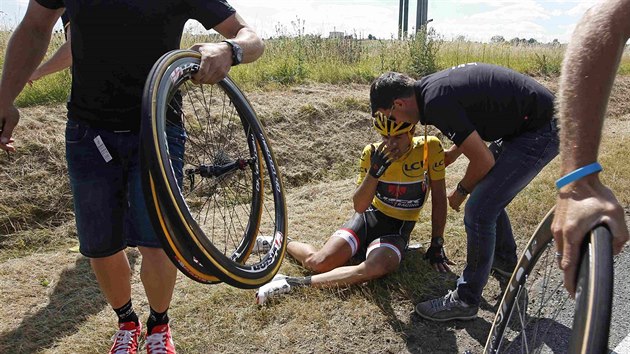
[357, 136, 445, 221]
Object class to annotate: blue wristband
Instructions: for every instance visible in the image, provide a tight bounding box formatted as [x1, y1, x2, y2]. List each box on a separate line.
[555, 162, 603, 189]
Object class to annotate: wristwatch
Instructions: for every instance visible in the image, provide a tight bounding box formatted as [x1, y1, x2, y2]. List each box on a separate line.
[456, 182, 470, 196]
[222, 39, 243, 66]
[430, 236, 444, 247]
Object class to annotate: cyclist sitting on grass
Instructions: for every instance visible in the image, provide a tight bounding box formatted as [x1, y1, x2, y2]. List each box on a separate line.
[255, 113, 451, 305]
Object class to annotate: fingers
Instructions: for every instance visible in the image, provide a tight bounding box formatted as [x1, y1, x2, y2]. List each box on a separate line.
[447, 192, 461, 212]
[432, 262, 452, 273]
[560, 238, 581, 298]
[606, 205, 630, 255]
[189, 43, 232, 85]
[1, 111, 18, 152]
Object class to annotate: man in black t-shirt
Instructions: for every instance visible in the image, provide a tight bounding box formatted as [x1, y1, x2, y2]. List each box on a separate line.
[370, 63, 559, 322]
[0, 1, 264, 352]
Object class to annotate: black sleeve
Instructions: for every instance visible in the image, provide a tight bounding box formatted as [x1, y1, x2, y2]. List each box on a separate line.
[35, 0, 64, 10]
[186, 0, 236, 30]
[425, 97, 476, 146]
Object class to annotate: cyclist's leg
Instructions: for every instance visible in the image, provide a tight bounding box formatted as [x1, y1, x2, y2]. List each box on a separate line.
[291, 211, 367, 273]
[309, 243, 401, 288]
[288, 238, 352, 273]
[308, 220, 411, 287]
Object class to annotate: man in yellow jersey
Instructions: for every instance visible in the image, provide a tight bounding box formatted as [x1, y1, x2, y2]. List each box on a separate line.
[256, 113, 450, 304]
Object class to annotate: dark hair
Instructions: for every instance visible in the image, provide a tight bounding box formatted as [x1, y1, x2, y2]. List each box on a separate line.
[369, 72, 416, 115]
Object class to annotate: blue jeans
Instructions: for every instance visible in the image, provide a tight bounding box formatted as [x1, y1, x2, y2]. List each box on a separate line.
[456, 120, 559, 306]
[65, 119, 186, 258]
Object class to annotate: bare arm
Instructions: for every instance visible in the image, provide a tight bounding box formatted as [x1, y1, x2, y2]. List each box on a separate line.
[430, 178, 447, 238]
[30, 29, 72, 82]
[190, 13, 265, 84]
[444, 144, 462, 167]
[0, 1, 63, 151]
[446, 131, 495, 211]
[552, 0, 630, 296]
[352, 175, 378, 213]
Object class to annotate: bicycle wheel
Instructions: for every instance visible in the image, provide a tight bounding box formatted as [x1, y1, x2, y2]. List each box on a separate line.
[484, 208, 613, 353]
[141, 49, 288, 288]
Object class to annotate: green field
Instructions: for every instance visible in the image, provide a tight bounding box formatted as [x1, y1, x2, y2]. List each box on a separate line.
[4, 28, 630, 107]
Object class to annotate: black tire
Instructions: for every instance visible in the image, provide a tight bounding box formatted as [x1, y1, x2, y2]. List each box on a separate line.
[484, 208, 613, 353]
[140, 50, 288, 288]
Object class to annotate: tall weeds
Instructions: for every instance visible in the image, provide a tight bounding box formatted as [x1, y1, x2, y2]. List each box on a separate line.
[2, 26, 630, 106]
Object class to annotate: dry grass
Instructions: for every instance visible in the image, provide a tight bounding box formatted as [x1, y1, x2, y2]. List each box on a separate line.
[1, 78, 629, 353]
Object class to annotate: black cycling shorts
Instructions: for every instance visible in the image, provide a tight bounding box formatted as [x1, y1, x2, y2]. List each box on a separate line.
[331, 206, 415, 263]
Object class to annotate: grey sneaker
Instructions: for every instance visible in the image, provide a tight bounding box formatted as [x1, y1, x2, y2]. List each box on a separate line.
[253, 235, 273, 254]
[414, 290, 478, 322]
[492, 256, 517, 278]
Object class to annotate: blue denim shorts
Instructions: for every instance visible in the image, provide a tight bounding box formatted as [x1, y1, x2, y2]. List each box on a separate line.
[65, 119, 186, 258]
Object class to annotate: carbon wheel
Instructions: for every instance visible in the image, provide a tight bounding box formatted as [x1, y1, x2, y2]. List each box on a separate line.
[141, 50, 288, 288]
[484, 208, 613, 353]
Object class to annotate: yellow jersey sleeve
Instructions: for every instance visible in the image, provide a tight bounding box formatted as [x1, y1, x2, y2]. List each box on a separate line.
[357, 143, 375, 186]
[426, 136, 446, 181]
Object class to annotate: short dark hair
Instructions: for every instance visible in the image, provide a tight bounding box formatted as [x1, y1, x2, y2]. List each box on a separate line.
[369, 72, 416, 115]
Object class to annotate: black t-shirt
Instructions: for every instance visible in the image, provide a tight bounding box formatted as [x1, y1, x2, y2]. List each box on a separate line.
[415, 63, 555, 146]
[35, 0, 235, 131]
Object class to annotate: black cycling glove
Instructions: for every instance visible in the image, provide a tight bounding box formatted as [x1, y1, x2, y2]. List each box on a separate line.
[368, 144, 392, 178]
[424, 245, 449, 265]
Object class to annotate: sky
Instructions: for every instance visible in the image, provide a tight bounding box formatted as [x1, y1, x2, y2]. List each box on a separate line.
[0, 0, 602, 43]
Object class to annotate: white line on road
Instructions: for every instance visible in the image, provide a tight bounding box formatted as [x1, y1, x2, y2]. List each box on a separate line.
[612, 332, 630, 354]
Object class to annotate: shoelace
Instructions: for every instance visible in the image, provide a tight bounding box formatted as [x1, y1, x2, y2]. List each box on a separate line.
[111, 329, 138, 354]
[431, 290, 458, 310]
[145, 331, 169, 354]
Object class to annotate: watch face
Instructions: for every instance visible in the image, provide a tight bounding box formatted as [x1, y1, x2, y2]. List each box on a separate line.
[433, 237, 444, 246]
[234, 44, 243, 64]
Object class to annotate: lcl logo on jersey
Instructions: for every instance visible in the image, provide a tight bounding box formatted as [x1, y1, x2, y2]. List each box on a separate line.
[433, 160, 445, 172]
[403, 161, 424, 178]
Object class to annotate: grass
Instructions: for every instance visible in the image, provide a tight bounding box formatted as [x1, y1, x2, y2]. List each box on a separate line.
[1, 22, 629, 353]
[4, 28, 630, 107]
[1, 76, 629, 352]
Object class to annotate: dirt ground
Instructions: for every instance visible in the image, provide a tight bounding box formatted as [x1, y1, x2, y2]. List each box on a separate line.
[0, 76, 629, 353]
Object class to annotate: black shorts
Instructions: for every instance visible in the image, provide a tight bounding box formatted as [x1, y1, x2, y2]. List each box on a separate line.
[332, 206, 415, 263]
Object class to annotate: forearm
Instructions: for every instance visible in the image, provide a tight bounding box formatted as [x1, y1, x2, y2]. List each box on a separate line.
[231, 26, 264, 64]
[353, 176, 378, 213]
[0, 24, 52, 104]
[430, 180, 447, 237]
[31, 40, 72, 81]
[558, 0, 630, 174]
[460, 158, 494, 191]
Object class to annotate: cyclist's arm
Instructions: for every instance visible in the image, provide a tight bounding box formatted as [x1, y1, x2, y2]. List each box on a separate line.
[353, 175, 378, 213]
[0, 2, 63, 150]
[429, 178, 446, 238]
[353, 144, 381, 213]
[30, 28, 72, 82]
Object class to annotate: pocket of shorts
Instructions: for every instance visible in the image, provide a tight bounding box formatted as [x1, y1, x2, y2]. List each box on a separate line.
[65, 120, 89, 144]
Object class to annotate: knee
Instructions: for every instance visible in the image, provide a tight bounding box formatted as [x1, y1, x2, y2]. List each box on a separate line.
[363, 259, 397, 280]
[304, 253, 337, 273]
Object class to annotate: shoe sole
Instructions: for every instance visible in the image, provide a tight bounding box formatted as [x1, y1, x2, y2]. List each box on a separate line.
[491, 266, 514, 278]
[414, 306, 478, 322]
